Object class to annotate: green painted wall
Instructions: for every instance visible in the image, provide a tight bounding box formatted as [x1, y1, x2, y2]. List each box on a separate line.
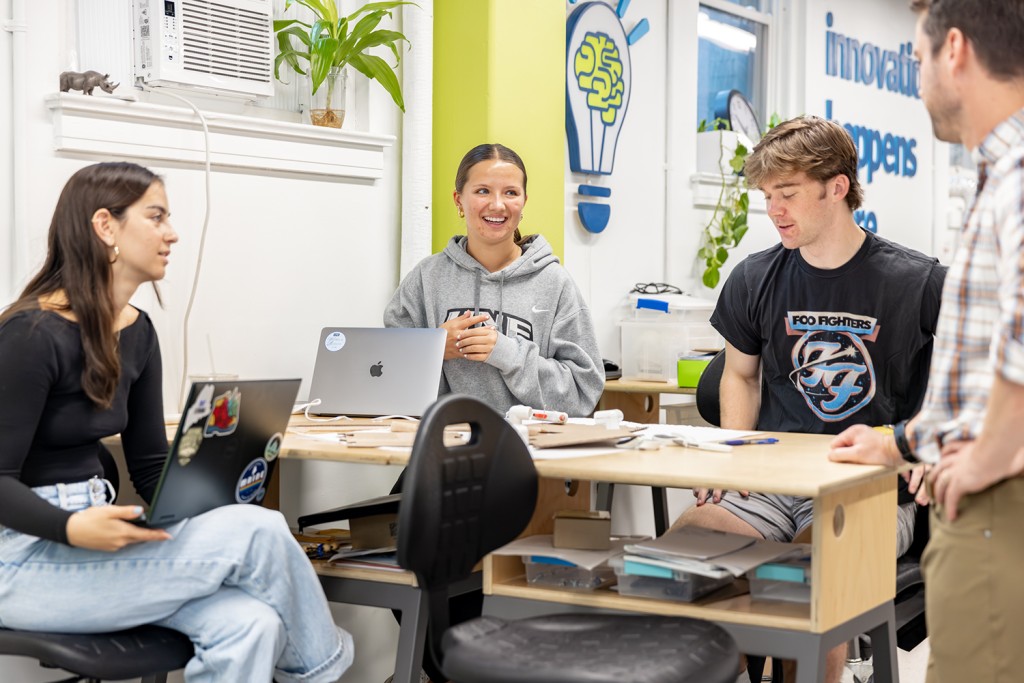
[433, 0, 565, 259]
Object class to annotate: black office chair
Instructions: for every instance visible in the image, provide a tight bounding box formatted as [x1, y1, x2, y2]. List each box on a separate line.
[0, 447, 194, 683]
[396, 393, 741, 683]
[695, 349, 927, 683]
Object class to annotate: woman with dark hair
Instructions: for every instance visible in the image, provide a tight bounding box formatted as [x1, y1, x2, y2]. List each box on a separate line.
[0, 162, 353, 682]
[384, 143, 604, 417]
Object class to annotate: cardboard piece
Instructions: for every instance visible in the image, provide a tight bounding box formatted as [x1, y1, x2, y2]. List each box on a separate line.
[350, 513, 398, 549]
[553, 509, 612, 550]
[527, 423, 637, 448]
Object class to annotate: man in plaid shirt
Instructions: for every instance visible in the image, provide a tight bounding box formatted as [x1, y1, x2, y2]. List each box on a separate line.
[829, 1, 1024, 680]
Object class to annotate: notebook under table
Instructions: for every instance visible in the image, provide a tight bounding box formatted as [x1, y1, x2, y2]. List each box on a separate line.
[307, 327, 446, 418]
[136, 378, 300, 527]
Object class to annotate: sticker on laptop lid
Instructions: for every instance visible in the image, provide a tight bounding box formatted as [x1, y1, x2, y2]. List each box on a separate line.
[324, 331, 346, 352]
[182, 384, 215, 431]
[236, 458, 268, 504]
[264, 433, 283, 462]
[177, 427, 203, 466]
[205, 388, 241, 438]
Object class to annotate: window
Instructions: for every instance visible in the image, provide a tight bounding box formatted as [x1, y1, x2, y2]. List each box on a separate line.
[696, 0, 772, 130]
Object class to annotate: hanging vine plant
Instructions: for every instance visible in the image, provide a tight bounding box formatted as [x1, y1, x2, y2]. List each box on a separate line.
[697, 113, 780, 289]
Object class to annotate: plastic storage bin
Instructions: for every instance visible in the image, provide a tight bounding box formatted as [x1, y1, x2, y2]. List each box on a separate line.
[610, 557, 732, 602]
[749, 578, 811, 603]
[524, 557, 616, 591]
[618, 294, 721, 383]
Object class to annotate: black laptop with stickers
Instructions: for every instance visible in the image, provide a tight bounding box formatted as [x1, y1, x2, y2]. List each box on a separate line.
[135, 378, 300, 527]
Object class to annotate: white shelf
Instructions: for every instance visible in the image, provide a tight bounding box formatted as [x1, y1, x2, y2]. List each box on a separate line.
[690, 172, 767, 213]
[45, 93, 394, 180]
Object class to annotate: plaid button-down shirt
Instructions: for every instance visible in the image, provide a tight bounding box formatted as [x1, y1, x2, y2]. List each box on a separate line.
[912, 108, 1024, 463]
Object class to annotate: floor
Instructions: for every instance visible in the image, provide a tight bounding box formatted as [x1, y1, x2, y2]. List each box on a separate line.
[731, 638, 930, 683]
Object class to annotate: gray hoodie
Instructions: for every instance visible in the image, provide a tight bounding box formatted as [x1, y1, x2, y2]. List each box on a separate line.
[384, 234, 604, 416]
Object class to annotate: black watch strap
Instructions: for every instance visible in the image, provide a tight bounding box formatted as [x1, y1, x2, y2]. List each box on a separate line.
[893, 420, 918, 463]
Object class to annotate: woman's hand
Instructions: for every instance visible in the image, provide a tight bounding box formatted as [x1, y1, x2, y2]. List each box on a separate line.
[456, 323, 499, 362]
[440, 312, 491, 360]
[65, 505, 171, 551]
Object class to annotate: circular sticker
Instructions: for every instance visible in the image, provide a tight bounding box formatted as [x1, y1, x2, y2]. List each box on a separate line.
[324, 331, 346, 352]
[264, 432, 283, 462]
[236, 458, 268, 504]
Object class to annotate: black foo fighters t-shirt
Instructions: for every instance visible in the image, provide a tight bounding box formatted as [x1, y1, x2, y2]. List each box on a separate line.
[711, 231, 945, 436]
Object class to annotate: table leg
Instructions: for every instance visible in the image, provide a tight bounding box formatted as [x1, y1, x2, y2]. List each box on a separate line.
[392, 590, 428, 683]
[865, 602, 900, 683]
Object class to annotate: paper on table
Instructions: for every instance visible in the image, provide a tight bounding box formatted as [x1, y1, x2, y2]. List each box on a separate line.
[491, 534, 648, 570]
[638, 424, 762, 444]
[529, 446, 622, 460]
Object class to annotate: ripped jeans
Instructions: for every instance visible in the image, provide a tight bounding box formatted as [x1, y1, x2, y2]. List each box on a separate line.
[0, 480, 353, 683]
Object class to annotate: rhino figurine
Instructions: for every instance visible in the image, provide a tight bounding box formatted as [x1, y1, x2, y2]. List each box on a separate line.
[59, 71, 119, 96]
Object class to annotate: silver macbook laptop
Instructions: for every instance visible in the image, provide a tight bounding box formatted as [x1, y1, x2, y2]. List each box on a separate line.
[308, 327, 446, 417]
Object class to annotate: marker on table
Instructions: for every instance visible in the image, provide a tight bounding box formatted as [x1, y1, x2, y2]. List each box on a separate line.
[720, 438, 779, 446]
[673, 437, 733, 453]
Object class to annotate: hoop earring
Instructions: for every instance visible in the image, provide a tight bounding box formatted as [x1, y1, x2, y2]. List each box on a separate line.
[457, 208, 465, 219]
[109, 245, 120, 264]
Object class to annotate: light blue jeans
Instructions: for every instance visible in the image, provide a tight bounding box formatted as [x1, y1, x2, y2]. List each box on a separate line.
[0, 482, 353, 683]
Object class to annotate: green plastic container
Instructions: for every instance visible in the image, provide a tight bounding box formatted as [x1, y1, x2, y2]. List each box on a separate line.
[677, 355, 714, 388]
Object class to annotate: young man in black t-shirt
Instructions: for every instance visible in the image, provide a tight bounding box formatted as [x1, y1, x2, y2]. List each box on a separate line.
[674, 116, 945, 683]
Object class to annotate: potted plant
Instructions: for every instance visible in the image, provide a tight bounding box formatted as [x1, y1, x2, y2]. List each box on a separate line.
[274, 0, 414, 128]
[696, 114, 779, 289]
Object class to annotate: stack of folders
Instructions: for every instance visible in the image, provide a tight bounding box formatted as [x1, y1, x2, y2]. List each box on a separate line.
[616, 527, 804, 603]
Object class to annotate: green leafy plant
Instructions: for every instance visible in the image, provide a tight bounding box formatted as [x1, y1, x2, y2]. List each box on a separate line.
[697, 113, 781, 289]
[274, 0, 414, 112]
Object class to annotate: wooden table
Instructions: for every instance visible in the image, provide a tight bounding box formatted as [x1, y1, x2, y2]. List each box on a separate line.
[598, 378, 695, 423]
[278, 425, 900, 683]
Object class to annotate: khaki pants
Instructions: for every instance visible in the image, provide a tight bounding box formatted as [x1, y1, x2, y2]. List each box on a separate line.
[923, 476, 1024, 682]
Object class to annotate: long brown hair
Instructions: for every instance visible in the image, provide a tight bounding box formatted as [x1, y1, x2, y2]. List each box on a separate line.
[455, 143, 529, 244]
[0, 162, 161, 408]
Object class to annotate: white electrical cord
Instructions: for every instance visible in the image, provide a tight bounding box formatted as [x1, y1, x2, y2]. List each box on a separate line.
[136, 86, 213, 411]
[299, 398, 418, 423]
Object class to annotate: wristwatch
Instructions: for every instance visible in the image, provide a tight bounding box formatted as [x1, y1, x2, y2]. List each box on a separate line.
[893, 420, 919, 464]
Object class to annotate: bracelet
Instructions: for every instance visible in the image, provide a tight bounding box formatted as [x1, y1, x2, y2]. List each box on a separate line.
[893, 420, 918, 464]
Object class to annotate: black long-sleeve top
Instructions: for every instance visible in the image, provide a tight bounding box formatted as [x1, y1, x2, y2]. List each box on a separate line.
[0, 309, 168, 544]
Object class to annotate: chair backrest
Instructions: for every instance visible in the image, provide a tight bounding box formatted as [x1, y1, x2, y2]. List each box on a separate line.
[397, 393, 538, 670]
[696, 349, 726, 427]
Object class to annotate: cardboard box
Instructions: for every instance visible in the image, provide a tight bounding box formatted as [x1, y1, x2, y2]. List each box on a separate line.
[553, 510, 611, 550]
[350, 513, 398, 549]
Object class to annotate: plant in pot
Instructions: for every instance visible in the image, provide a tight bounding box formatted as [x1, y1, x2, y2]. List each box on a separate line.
[696, 113, 780, 289]
[274, 0, 414, 128]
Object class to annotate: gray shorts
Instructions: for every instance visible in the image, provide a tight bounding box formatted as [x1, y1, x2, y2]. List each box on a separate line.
[715, 492, 917, 557]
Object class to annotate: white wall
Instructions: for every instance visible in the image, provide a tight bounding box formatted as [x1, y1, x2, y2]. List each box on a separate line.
[1, 0, 406, 680]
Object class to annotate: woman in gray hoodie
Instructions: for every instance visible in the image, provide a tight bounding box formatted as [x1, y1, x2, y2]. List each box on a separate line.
[384, 143, 604, 417]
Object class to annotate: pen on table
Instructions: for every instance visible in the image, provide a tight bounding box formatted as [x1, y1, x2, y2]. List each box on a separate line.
[673, 437, 733, 453]
[720, 438, 779, 446]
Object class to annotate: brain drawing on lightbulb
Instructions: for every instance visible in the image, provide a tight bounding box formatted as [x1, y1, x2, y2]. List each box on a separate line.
[565, 0, 649, 233]
[574, 33, 625, 127]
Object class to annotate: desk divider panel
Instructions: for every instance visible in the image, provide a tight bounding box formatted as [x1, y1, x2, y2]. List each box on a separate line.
[812, 476, 896, 632]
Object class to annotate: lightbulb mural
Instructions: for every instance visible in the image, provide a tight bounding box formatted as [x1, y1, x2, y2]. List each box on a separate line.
[566, 0, 648, 233]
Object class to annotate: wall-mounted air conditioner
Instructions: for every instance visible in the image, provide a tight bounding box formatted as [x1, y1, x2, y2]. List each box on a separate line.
[133, 0, 274, 99]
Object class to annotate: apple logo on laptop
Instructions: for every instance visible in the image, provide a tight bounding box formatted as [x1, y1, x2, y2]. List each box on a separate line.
[370, 361, 383, 378]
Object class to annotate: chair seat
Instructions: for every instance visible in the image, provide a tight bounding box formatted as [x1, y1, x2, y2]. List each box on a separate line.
[0, 625, 193, 680]
[441, 614, 739, 683]
[895, 555, 923, 593]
